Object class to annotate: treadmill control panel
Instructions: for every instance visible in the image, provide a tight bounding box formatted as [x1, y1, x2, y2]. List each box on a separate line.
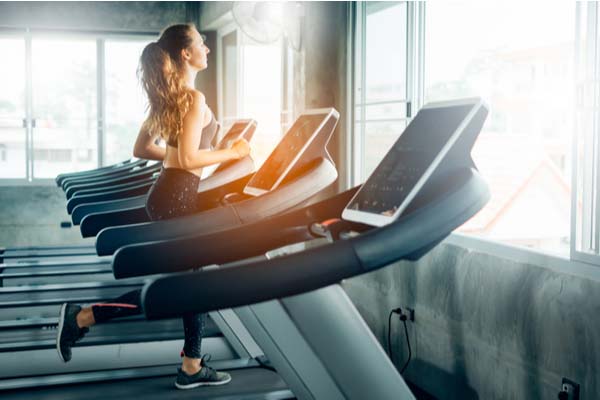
[246, 114, 329, 192]
[347, 105, 474, 217]
[217, 121, 254, 150]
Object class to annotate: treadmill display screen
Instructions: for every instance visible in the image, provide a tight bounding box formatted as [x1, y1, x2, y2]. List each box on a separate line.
[246, 114, 328, 191]
[217, 122, 250, 149]
[347, 104, 474, 217]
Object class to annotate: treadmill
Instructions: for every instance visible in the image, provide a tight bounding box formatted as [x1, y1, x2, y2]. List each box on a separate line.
[75, 119, 258, 230]
[0, 109, 345, 398]
[0, 108, 342, 362]
[138, 98, 490, 400]
[63, 123, 258, 211]
[0, 98, 489, 399]
[0, 109, 339, 288]
[0, 120, 258, 265]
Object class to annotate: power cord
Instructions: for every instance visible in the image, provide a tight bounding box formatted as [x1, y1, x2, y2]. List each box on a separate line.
[387, 307, 412, 374]
[387, 309, 398, 361]
[400, 314, 412, 373]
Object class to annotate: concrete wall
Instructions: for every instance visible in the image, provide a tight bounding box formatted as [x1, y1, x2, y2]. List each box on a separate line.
[0, 1, 197, 32]
[343, 241, 600, 399]
[301, 2, 349, 194]
[194, 30, 218, 114]
[0, 186, 94, 247]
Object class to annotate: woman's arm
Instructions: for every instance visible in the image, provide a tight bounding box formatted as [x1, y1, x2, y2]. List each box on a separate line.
[178, 91, 248, 169]
[133, 123, 166, 161]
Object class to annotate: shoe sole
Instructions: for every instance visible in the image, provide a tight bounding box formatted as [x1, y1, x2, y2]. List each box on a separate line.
[174, 375, 232, 390]
[56, 303, 68, 363]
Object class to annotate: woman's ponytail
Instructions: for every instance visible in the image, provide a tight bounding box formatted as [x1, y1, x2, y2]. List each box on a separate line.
[138, 32, 193, 142]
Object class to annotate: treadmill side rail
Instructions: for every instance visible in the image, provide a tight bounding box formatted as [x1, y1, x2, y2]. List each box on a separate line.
[142, 168, 489, 319]
[96, 158, 337, 256]
[112, 185, 360, 279]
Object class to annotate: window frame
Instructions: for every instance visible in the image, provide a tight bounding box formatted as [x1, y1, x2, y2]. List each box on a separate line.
[348, 2, 600, 268]
[214, 12, 293, 155]
[571, 2, 600, 266]
[0, 27, 156, 186]
[349, 1, 424, 187]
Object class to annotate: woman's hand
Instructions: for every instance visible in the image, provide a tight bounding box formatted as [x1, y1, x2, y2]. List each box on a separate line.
[231, 138, 251, 159]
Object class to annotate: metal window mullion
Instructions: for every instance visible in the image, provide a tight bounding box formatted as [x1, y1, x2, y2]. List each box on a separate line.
[406, 1, 415, 114]
[346, 1, 356, 189]
[571, 2, 584, 259]
[97, 38, 106, 167]
[216, 30, 224, 123]
[594, 2, 600, 253]
[588, 2, 600, 253]
[25, 31, 33, 182]
[237, 28, 243, 119]
[417, 2, 426, 108]
[359, 1, 367, 182]
[357, 99, 410, 107]
[580, 5, 597, 254]
[356, 118, 411, 124]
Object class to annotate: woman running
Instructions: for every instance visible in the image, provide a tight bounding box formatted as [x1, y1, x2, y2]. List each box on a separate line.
[56, 23, 250, 390]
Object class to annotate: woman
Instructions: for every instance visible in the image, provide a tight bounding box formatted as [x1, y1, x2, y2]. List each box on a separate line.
[56, 24, 250, 390]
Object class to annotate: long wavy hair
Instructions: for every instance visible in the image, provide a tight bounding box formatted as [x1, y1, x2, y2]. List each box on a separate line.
[138, 23, 196, 144]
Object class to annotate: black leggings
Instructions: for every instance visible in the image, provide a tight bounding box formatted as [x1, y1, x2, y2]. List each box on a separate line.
[91, 167, 205, 359]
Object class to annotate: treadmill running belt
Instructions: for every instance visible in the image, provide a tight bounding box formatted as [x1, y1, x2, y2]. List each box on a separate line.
[0, 367, 292, 400]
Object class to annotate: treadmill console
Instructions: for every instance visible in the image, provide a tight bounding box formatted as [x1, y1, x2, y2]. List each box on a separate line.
[216, 120, 257, 150]
[244, 109, 337, 196]
[343, 98, 486, 227]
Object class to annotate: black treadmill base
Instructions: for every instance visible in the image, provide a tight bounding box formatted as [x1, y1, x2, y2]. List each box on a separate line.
[1, 367, 293, 400]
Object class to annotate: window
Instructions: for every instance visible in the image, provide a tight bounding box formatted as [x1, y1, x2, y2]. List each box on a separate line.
[572, 3, 600, 264]
[353, 2, 411, 183]
[104, 39, 150, 166]
[217, 23, 285, 169]
[350, 2, 600, 262]
[0, 31, 153, 184]
[218, 28, 239, 127]
[424, 1, 576, 256]
[32, 37, 98, 178]
[0, 36, 27, 179]
[239, 35, 283, 168]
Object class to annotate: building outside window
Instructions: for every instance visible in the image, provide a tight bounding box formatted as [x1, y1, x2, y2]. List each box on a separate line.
[0, 31, 152, 183]
[425, 1, 575, 255]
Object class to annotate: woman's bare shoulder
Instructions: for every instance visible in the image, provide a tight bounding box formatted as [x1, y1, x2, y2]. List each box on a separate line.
[189, 89, 206, 107]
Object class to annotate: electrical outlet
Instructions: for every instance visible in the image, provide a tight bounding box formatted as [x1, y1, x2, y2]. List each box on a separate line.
[560, 377, 580, 400]
[401, 307, 415, 322]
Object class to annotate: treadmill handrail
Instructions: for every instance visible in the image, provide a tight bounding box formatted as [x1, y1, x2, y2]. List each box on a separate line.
[56, 158, 132, 183]
[66, 181, 154, 214]
[142, 168, 489, 319]
[95, 157, 337, 256]
[75, 155, 254, 231]
[61, 159, 149, 189]
[80, 171, 254, 238]
[68, 176, 156, 201]
[112, 187, 361, 279]
[197, 155, 254, 193]
[71, 194, 148, 225]
[65, 163, 161, 198]
[56, 158, 142, 186]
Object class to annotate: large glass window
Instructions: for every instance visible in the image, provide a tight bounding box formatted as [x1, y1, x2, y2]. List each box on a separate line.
[425, 1, 576, 255]
[354, 2, 409, 181]
[104, 40, 149, 165]
[240, 36, 283, 168]
[0, 37, 26, 179]
[217, 24, 284, 169]
[32, 38, 98, 178]
[0, 32, 154, 184]
[219, 29, 239, 127]
[572, 3, 600, 264]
